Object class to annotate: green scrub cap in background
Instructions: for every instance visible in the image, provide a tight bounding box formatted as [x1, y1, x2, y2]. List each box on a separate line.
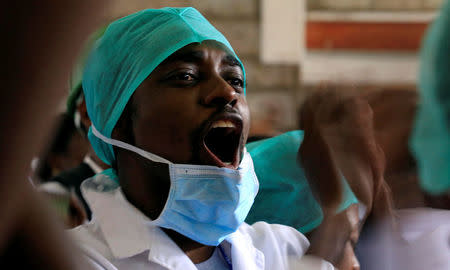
[246, 130, 359, 234]
[82, 7, 245, 165]
[410, 0, 450, 195]
[66, 26, 108, 118]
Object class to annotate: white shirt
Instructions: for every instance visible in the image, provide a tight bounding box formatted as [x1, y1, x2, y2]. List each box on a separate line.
[68, 174, 334, 270]
[195, 247, 229, 270]
[357, 208, 450, 270]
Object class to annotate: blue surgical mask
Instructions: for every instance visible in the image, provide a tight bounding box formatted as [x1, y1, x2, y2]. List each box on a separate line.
[92, 125, 259, 246]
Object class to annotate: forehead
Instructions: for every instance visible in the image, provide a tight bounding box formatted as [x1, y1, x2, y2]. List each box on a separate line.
[157, 41, 243, 71]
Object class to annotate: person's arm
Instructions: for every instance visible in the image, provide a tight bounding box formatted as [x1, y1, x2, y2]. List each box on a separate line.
[298, 89, 393, 219]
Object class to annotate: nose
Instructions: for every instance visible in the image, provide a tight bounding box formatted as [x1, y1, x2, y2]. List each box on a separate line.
[201, 76, 238, 108]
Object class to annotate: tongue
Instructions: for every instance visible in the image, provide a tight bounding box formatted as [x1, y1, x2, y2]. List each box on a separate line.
[204, 127, 236, 163]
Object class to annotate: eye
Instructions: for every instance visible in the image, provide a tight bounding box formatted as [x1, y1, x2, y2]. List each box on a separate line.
[172, 72, 196, 81]
[164, 70, 199, 87]
[227, 77, 244, 89]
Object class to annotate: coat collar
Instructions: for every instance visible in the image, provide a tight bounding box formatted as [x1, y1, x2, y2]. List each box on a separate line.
[81, 174, 265, 270]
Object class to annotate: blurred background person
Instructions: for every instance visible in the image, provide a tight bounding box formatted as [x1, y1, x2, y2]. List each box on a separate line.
[46, 87, 110, 222]
[410, 0, 450, 208]
[244, 86, 395, 270]
[298, 90, 392, 270]
[34, 113, 90, 182]
[246, 129, 368, 270]
[0, 0, 106, 269]
[354, 2, 450, 269]
[26, 25, 112, 229]
[38, 25, 111, 224]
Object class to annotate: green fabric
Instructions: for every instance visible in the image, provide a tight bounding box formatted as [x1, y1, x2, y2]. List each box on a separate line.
[246, 131, 358, 233]
[410, 0, 450, 195]
[66, 26, 108, 118]
[82, 7, 245, 165]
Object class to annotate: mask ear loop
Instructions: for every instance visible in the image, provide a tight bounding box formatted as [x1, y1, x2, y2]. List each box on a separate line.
[91, 125, 173, 164]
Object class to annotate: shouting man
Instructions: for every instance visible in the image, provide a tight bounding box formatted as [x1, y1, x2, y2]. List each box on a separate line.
[70, 7, 333, 270]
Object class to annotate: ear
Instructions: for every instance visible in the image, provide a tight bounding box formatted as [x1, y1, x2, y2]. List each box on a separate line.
[110, 99, 136, 164]
[107, 97, 137, 173]
[76, 97, 91, 130]
[111, 110, 132, 143]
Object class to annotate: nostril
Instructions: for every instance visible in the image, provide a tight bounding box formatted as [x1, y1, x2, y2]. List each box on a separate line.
[202, 79, 238, 107]
[204, 94, 237, 108]
[207, 96, 230, 107]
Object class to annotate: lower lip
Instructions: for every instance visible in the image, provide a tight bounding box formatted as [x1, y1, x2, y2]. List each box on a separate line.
[202, 141, 239, 169]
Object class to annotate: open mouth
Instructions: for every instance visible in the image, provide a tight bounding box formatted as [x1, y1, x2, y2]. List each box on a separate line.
[203, 118, 243, 169]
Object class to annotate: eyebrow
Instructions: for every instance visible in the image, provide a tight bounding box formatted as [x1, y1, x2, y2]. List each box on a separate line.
[222, 55, 241, 68]
[161, 50, 243, 71]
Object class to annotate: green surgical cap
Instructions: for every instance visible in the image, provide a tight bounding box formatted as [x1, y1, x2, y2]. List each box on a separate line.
[410, 0, 450, 195]
[246, 130, 359, 234]
[82, 7, 245, 165]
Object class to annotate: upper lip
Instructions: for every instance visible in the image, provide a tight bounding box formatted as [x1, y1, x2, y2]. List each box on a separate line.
[200, 111, 243, 169]
[204, 112, 243, 135]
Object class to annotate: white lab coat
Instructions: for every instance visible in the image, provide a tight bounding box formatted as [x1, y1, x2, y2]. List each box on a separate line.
[68, 175, 334, 270]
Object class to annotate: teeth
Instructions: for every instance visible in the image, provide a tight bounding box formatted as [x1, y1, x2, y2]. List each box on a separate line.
[212, 120, 236, 128]
[223, 162, 232, 165]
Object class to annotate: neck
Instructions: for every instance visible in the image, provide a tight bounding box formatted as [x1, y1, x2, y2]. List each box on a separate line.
[117, 152, 215, 264]
[122, 188, 215, 264]
[123, 186, 215, 264]
[163, 228, 215, 264]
